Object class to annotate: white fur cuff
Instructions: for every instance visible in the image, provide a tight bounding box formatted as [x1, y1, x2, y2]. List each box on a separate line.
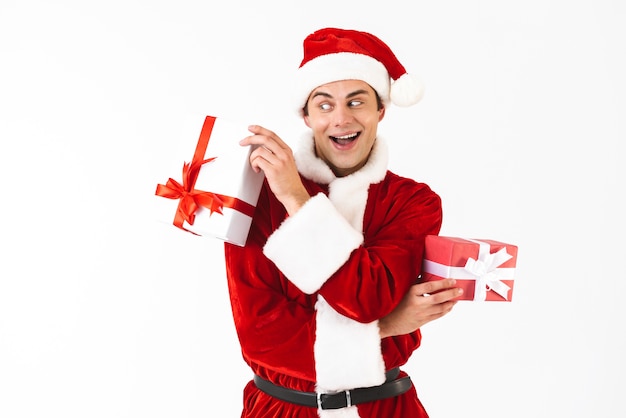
[263, 193, 363, 294]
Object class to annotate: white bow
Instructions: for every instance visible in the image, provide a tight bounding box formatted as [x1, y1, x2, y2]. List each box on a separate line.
[463, 241, 513, 301]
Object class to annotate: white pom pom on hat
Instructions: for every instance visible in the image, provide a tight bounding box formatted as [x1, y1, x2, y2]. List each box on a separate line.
[293, 27, 425, 114]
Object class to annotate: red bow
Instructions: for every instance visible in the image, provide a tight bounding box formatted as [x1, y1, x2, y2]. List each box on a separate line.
[156, 157, 227, 233]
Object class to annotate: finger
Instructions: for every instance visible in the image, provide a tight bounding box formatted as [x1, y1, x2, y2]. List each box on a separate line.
[240, 135, 282, 157]
[424, 287, 463, 304]
[423, 301, 457, 322]
[249, 150, 275, 173]
[414, 278, 458, 296]
[240, 134, 266, 147]
[248, 124, 276, 138]
[252, 140, 282, 162]
[240, 136, 275, 160]
[247, 125, 290, 149]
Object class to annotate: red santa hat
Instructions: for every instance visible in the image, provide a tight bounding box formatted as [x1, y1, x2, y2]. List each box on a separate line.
[293, 27, 425, 114]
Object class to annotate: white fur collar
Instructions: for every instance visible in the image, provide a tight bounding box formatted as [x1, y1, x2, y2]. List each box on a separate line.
[294, 133, 389, 187]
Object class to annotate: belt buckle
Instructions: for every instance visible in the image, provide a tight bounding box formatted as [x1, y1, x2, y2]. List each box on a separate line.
[317, 390, 352, 410]
[345, 390, 352, 407]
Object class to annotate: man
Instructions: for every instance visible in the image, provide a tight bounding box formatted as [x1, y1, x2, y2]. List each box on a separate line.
[224, 27, 462, 418]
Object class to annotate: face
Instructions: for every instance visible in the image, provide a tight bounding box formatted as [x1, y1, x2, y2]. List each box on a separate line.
[303, 79, 385, 177]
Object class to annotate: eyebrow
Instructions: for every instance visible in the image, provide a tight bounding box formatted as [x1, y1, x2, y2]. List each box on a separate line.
[310, 89, 371, 101]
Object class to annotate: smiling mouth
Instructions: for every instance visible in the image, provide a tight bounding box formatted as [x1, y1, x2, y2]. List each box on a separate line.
[330, 132, 360, 145]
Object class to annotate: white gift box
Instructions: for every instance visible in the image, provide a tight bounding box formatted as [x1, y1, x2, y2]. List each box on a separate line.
[155, 115, 265, 246]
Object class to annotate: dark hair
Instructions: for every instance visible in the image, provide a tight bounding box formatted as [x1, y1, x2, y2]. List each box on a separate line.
[302, 90, 384, 116]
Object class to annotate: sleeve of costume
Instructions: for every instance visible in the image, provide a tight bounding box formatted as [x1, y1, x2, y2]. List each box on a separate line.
[224, 183, 318, 381]
[264, 179, 442, 323]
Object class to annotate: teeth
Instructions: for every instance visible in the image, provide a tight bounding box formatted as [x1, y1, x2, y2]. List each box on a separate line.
[334, 133, 357, 140]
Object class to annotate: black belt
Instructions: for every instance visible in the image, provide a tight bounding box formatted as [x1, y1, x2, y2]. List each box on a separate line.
[253, 368, 412, 410]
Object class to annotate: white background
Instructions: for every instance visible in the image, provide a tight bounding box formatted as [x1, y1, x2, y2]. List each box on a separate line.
[1, 1, 624, 417]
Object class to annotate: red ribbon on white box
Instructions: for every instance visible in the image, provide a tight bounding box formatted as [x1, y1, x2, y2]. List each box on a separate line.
[423, 239, 515, 301]
[155, 116, 256, 235]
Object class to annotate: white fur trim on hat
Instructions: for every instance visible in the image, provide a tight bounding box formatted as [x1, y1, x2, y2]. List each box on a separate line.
[292, 52, 390, 113]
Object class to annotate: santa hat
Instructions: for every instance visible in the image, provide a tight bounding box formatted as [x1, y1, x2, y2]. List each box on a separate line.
[293, 27, 424, 114]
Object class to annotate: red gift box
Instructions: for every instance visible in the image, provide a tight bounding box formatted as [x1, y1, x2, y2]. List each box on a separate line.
[421, 236, 518, 301]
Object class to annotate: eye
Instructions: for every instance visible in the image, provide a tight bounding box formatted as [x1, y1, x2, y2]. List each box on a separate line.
[319, 102, 332, 111]
[348, 100, 364, 107]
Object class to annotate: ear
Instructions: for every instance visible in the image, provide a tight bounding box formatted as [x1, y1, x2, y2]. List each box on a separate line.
[378, 105, 386, 122]
[303, 115, 311, 128]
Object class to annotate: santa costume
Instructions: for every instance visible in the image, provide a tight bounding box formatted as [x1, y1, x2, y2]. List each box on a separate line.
[224, 28, 441, 418]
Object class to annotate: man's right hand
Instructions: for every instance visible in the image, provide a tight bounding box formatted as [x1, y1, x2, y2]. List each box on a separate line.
[240, 125, 310, 215]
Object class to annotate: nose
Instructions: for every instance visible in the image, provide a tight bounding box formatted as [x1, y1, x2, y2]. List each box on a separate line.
[333, 105, 354, 127]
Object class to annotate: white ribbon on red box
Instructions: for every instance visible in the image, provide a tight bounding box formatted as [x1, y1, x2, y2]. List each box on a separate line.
[423, 239, 515, 301]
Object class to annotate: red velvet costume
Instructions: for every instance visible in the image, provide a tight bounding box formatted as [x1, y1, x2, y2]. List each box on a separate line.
[224, 134, 442, 418]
